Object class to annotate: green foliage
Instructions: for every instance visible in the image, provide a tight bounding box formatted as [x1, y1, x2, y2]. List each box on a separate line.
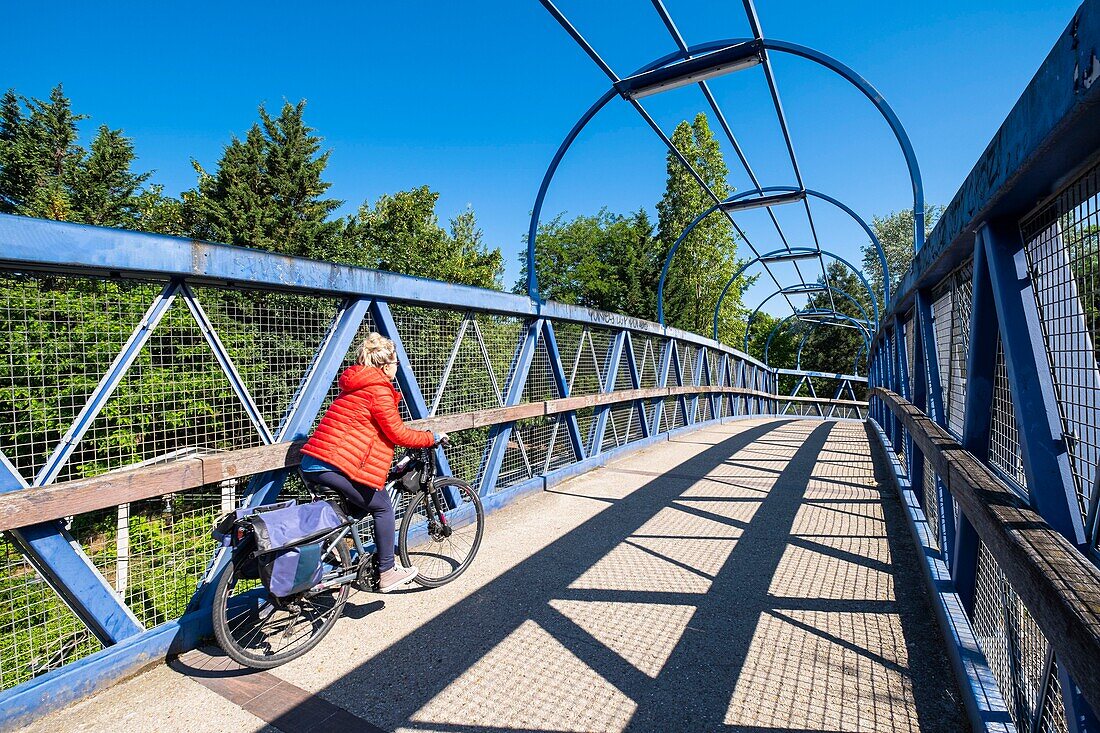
[657, 113, 747, 342]
[342, 186, 503, 289]
[517, 208, 658, 318]
[862, 204, 943, 308]
[795, 262, 873, 376]
[185, 101, 342, 258]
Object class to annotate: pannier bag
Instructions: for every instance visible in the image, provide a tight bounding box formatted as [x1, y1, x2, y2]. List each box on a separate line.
[253, 501, 346, 597]
[214, 500, 346, 597]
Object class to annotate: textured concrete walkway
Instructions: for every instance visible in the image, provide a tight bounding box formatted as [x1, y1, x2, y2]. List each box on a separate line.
[23, 418, 967, 732]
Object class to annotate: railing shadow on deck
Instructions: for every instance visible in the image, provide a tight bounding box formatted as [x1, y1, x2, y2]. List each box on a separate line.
[170, 418, 967, 733]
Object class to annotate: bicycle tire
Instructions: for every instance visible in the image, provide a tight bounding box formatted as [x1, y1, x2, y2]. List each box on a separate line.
[398, 477, 484, 588]
[212, 538, 352, 669]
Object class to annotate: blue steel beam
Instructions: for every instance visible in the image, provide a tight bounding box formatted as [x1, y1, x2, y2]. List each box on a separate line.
[651, 338, 675, 434]
[542, 321, 587, 461]
[980, 222, 1085, 545]
[479, 319, 542, 495]
[1, 459, 143, 645]
[954, 239, 998, 615]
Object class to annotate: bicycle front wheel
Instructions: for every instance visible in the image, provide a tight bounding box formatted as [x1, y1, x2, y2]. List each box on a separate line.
[212, 538, 351, 669]
[398, 477, 484, 587]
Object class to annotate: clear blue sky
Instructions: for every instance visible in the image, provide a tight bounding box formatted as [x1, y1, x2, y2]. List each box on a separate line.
[1, 0, 1083, 314]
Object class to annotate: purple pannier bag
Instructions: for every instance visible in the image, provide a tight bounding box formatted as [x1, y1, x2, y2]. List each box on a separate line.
[250, 501, 346, 598]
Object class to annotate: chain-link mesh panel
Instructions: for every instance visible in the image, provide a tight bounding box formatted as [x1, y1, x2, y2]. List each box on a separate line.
[62, 295, 265, 485]
[1038, 655, 1070, 733]
[0, 274, 166, 484]
[948, 265, 974, 437]
[932, 288, 954, 418]
[991, 340, 1028, 496]
[79, 486, 224, 629]
[904, 310, 917, 399]
[973, 541, 1061, 732]
[388, 304, 466, 415]
[190, 289, 340, 434]
[1022, 162, 1100, 527]
[631, 334, 660, 388]
[922, 455, 940, 552]
[0, 535, 103, 691]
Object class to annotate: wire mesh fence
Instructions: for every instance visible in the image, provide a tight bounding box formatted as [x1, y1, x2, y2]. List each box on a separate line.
[1022, 159, 1100, 532]
[973, 541, 1060, 732]
[0, 249, 824, 694]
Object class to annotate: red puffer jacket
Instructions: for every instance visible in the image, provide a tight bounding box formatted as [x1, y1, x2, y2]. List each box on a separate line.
[301, 365, 435, 489]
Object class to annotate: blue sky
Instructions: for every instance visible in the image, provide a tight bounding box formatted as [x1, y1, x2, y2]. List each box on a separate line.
[1, 0, 1083, 314]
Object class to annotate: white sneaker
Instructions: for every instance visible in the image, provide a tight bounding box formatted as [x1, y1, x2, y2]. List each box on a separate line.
[378, 563, 419, 592]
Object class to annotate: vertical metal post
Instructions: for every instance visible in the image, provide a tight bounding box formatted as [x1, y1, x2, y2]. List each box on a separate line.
[479, 319, 542, 494]
[955, 237, 998, 614]
[590, 330, 626, 455]
[689, 347, 706, 424]
[981, 221, 1085, 544]
[542, 321, 587, 460]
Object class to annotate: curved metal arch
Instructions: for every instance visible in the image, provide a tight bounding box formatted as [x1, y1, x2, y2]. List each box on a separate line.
[656, 187, 888, 328]
[526, 37, 923, 301]
[764, 311, 872, 366]
[744, 283, 872, 352]
[707, 247, 878, 341]
[795, 322, 867, 375]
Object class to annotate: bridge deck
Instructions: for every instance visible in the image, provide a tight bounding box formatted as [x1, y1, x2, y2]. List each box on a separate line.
[24, 418, 966, 733]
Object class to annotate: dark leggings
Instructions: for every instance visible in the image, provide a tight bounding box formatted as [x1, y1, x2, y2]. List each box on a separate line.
[307, 471, 396, 571]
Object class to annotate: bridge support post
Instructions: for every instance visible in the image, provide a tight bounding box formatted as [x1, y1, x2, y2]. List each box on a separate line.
[479, 319, 542, 494]
[955, 237, 999, 615]
[542, 321, 587, 460]
[981, 221, 1085, 544]
[622, 332, 651, 439]
[590, 331, 627, 455]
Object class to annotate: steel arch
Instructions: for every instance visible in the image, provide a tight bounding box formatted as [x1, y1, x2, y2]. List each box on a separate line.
[764, 311, 872, 366]
[526, 37, 923, 301]
[704, 246, 878, 341]
[744, 283, 873, 351]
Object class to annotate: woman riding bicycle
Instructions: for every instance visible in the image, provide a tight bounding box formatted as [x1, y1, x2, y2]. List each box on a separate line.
[299, 332, 443, 592]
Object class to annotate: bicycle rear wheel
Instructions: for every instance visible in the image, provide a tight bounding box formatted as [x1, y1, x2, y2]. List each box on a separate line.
[212, 538, 352, 668]
[398, 477, 484, 587]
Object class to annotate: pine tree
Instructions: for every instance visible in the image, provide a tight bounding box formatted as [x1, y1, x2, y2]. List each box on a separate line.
[656, 113, 744, 342]
[185, 101, 341, 257]
[72, 125, 150, 227]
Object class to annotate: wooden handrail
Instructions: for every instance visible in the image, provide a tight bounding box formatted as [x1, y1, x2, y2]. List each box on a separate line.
[0, 384, 862, 533]
[873, 387, 1100, 714]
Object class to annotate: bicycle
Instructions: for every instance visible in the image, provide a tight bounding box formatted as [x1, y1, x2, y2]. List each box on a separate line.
[210, 444, 484, 669]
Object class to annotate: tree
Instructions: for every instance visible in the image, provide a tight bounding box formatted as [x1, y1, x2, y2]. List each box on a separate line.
[656, 113, 745, 342]
[797, 262, 873, 377]
[0, 85, 178, 232]
[185, 100, 342, 258]
[863, 204, 943, 308]
[517, 208, 658, 318]
[343, 186, 503, 289]
[71, 125, 150, 227]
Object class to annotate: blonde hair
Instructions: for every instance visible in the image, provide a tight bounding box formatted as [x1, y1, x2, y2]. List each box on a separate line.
[356, 332, 398, 368]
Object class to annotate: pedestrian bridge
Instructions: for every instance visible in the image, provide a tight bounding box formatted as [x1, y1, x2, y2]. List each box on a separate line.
[3, 1, 1100, 731]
